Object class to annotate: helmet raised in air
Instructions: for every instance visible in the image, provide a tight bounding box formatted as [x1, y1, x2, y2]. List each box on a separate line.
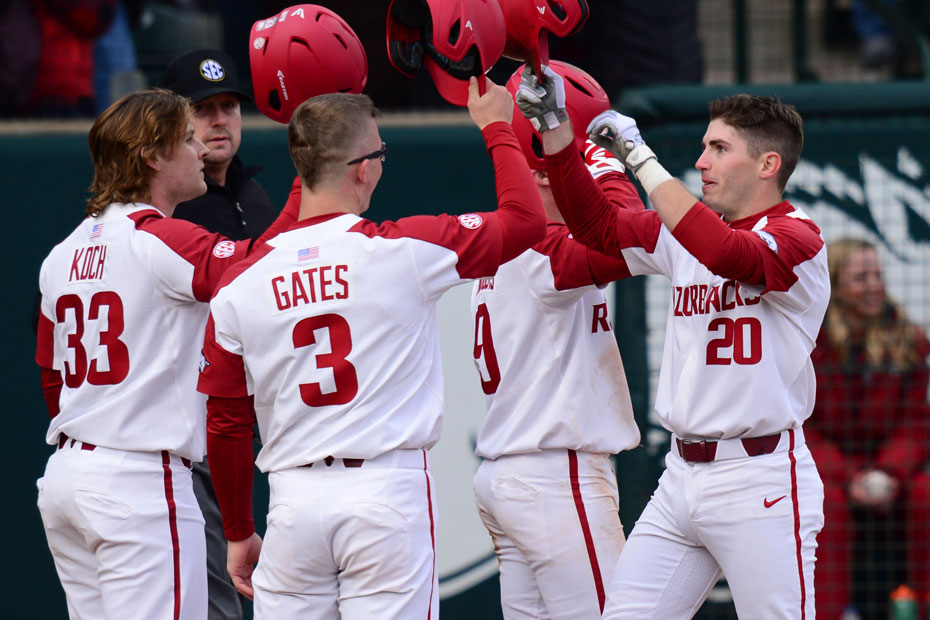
[386, 0, 506, 106]
[250, 4, 368, 124]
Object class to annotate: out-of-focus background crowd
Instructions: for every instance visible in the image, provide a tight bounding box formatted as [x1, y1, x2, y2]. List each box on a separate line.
[3, 0, 927, 119]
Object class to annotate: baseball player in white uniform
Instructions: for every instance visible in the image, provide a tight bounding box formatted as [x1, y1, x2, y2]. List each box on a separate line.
[518, 71, 829, 618]
[34, 90, 296, 620]
[471, 61, 642, 619]
[196, 80, 545, 619]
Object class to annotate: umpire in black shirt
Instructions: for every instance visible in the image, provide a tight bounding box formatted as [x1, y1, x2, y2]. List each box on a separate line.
[161, 48, 276, 239]
[161, 48, 275, 620]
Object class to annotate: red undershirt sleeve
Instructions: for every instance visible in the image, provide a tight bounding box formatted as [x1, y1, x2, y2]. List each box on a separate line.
[482, 122, 546, 263]
[671, 203, 769, 285]
[546, 142, 662, 256]
[40, 367, 62, 418]
[206, 395, 257, 541]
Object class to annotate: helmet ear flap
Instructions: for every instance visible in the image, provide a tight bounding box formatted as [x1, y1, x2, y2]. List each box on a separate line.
[388, 38, 424, 75]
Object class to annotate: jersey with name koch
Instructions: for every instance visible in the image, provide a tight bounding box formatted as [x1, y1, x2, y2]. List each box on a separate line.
[545, 145, 830, 440]
[198, 210, 530, 472]
[471, 150, 643, 459]
[35, 204, 250, 460]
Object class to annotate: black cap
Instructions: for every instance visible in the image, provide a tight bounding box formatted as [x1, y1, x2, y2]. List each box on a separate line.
[159, 49, 251, 103]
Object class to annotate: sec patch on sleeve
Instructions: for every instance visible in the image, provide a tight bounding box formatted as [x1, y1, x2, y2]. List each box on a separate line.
[213, 240, 236, 258]
[458, 214, 484, 230]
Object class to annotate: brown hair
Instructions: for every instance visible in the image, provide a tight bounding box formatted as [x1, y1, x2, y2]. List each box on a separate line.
[824, 237, 925, 369]
[709, 94, 804, 192]
[86, 88, 192, 216]
[288, 93, 379, 190]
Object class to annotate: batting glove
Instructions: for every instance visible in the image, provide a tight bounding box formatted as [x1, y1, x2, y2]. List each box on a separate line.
[587, 110, 672, 194]
[515, 65, 568, 132]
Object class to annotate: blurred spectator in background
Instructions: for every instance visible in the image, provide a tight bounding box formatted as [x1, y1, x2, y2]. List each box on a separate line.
[807, 237, 930, 619]
[93, 1, 143, 113]
[852, 0, 898, 69]
[27, 0, 117, 117]
[0, 0, 42, 117]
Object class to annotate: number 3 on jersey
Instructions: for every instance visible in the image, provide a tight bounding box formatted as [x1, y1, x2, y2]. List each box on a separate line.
[292, 313, 359, 406]
[473, 303, 501, 394]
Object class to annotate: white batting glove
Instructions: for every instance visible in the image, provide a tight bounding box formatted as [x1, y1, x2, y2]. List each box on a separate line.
[587, 110, 672, 194]
[586, 110, 646, 164]
[515, 65, 568, 132]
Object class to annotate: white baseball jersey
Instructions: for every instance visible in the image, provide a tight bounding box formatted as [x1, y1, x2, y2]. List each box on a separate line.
[35, 204, 250, 460]
[198, 209, 540, 473]
[471, 149, 644, 459]
[546, 146, 829, 440]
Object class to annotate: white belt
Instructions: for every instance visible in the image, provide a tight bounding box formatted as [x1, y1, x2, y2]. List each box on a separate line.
[298, 448, 428, 471]
[671, 427, 805, 463]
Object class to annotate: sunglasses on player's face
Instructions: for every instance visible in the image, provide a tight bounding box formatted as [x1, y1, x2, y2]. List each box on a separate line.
[347, 142, 387, 166]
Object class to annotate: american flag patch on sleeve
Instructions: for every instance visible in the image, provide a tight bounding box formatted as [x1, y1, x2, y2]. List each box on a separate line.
[90, 223, 103, 239]
[298, 247, 319, 261]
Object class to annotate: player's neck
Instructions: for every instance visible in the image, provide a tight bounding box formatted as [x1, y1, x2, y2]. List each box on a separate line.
[721, 189, 784, 222]
[297, 185, 357, 221]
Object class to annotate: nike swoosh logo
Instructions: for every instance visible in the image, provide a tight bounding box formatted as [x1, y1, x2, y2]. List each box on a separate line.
[764, 495, 787, 508]
[537, 5, 546, 14]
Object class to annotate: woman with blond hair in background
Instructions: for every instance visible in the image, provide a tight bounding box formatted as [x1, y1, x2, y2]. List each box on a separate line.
[808, 237, 930, 619]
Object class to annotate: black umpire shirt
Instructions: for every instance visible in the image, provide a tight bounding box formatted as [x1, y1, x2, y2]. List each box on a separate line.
[174, 155, 276, 240]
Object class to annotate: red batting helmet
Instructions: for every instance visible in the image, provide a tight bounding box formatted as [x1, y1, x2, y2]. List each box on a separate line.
[506, 60, 609, 170]
[386, 0, 506, 107]
[499, 0, 589, 76]
[250, 4, 368, 124]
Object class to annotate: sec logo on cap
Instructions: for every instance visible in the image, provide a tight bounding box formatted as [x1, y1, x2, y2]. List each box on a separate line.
[458, 214, 483, 230]
[212, 241, 236, 258]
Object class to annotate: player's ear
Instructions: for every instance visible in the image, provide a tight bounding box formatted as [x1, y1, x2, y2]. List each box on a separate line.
[141, 147, 159, 171]
[354, 158, 370, 183]
[533, 168, 550, 187]
[759, 151, 782, 182]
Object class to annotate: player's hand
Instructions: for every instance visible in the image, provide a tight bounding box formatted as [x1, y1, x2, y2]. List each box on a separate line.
[586, 110, 647, 167]
[227, 532, 263, 600]
[467, 76, 514, 130]
[514, 65, 568, 132]
[849, 468, 899, 510]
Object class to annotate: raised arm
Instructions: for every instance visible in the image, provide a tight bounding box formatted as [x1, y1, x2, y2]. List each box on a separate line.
[468, 76, 546, 262]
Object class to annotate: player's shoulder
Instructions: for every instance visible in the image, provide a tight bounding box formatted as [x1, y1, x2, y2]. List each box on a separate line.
[212, 242, 276, 300]
[349, 212, 497, 249]
[753, 202, 824, 261]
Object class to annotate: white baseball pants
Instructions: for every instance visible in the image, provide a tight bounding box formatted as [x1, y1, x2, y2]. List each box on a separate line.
[252, 449, 438, 620]
[602, 431, 824, 619]
[37, 439, 207, 620]
[473, 450, 625, 619]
